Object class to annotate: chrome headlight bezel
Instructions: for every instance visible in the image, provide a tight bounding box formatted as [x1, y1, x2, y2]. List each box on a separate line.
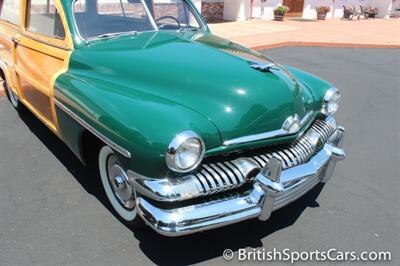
[166, 130, 205, 173]
[321, 87, 341, 115]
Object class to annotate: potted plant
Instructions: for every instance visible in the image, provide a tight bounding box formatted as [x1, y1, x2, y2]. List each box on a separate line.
[315, 6, 330, 20]
[274, 6, 289, 21]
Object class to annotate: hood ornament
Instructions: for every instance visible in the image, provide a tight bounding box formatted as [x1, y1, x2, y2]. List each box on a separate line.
[250, 62, 296, 81]
[250, 62, 281, 72]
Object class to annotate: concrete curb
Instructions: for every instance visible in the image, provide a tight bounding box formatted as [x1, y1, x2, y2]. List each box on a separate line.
[251, 41, 400, 50]
[0, 43, 398, 98]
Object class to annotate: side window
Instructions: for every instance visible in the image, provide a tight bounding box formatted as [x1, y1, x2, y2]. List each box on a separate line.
[0, 0, 21, 25]
[26, 0, 66, 39]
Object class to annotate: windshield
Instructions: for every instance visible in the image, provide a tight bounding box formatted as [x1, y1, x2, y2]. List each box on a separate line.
[73, 0, 204, 39]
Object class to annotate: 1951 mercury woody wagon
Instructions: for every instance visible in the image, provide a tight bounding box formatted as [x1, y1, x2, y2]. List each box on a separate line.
[0, 0, 345, 236]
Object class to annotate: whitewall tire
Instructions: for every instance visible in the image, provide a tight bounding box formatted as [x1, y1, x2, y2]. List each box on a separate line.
[3, 78, 20, 109]
[98, 146, 141, 224]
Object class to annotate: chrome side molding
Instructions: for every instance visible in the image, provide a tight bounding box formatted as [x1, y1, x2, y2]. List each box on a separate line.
[54, 98, 131, 158]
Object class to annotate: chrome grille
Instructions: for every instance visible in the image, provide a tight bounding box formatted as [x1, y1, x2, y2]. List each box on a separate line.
[192, 117, 336, 195]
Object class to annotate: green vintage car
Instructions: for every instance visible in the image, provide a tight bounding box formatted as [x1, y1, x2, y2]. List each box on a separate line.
[1, 0, 345, 236]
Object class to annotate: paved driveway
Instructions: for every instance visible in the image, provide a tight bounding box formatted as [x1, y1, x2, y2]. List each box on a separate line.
[209, 19, 400, 49]
[0, 47, 399, 265]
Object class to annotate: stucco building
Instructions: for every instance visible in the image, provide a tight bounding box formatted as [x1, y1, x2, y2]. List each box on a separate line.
[194, 0, 399, 21]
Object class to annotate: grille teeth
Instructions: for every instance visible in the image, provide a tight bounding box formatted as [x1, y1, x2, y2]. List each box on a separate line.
[193, 119, 336, 195]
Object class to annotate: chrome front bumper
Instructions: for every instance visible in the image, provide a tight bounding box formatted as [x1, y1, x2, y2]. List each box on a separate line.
[129, 124, 345, 236]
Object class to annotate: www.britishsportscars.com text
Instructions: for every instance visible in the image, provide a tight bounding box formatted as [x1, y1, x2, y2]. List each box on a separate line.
[222, 248, 392, 263]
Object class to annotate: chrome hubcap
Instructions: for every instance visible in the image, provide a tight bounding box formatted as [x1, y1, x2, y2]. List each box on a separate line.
[107, 155, 135, 210]
[113, 176, 126, 191]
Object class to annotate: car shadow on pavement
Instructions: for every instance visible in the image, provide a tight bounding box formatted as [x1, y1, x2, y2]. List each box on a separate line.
[16, 106, 121, 222]
[17, 105, 324, 266]
[133, 185, 323, 266]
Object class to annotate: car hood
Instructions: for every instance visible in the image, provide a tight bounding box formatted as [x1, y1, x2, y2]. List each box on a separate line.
[69, 31, 316, 145]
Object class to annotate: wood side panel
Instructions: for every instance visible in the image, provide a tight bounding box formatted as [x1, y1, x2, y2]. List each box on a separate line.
[20, 78, 54, 122]
[1, 0, 73, 135]
[0, 22, 19, 90]
[15, 45, 64, 95]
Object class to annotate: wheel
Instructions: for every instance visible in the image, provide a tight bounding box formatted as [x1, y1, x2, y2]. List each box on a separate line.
[98, 145, 143, 226]
[2, 76, 23, 111]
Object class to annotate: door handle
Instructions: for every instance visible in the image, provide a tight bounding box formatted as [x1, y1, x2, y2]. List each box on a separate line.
[11, 36, 20, 44]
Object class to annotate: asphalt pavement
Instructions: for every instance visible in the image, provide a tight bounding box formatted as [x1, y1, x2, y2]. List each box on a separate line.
[0, 47, 399, 265]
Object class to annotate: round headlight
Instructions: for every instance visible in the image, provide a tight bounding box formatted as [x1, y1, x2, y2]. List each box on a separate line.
[321, 87, 341, 115]
[166, 131, 205, 173]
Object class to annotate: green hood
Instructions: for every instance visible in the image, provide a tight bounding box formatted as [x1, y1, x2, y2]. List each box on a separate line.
[67, 31, 316, 145]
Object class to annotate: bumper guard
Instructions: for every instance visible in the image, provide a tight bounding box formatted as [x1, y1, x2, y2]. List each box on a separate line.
[130, 126, 345, 236]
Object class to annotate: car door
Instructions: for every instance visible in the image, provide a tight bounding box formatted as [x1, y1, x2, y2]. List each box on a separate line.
[13, 0, 73, 133]
[0, 0, 21, 96]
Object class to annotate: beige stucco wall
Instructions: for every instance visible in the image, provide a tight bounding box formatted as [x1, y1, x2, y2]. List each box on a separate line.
[251, 0, 283, 19]
[223, 0, 251, 21]
[199, 0, 397, 21]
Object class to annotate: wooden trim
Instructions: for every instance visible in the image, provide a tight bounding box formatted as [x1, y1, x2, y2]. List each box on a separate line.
[0, 20, 20, 32]
[50, 51, 72, 134]
[19, 32, 72, 51]
[20, 0, 74, 50]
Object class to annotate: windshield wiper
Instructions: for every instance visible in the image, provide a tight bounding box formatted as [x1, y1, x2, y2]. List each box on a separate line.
[96, 31, 138, 39]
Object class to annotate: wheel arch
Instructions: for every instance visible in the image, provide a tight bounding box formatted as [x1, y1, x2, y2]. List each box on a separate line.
[0, 58, 12, 86]
[55, 104, 128, 170]
[0, 67, 5, 80]
[81, 129, 103, 166]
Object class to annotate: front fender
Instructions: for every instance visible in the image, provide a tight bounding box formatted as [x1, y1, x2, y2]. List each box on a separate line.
[54, 73, 221, 177]
[285, 66, 334, 108]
